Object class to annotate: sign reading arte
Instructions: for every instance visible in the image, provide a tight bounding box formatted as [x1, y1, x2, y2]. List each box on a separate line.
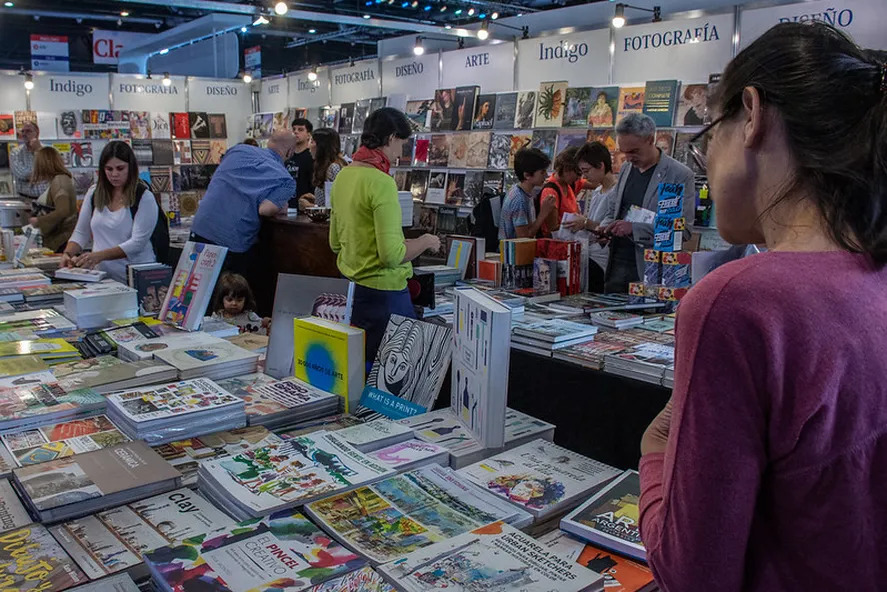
[441, 42, 513, 93]
[740, 0, 884, 49]
[516, 29, 609, 88]
[261, 77, 289, 112]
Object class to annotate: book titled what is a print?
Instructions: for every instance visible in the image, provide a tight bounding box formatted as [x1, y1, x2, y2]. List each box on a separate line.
[159, 241, 228, 332]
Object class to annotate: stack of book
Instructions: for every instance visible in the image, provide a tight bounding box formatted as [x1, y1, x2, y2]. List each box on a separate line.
[561, 469, 646, 562]
[0, 337, 81, 365]
[49, 487, 236, 582]
[367, 439, 449, 472]
[500, 237, 536, 289]
[552, 330, 654, 370]
[412, 264, 462, 288]
[0, 309, 77, 340]
[63, 282, 138, 329]
[457, 439, 621, 524]
[590, 310, 646, 330]
[216, 374, 340, 429]
[334, 418, 415, 453]
[0, 374, 105, 431]
[511, 318, 598, 355]
[21, 283, 86, 305]
[199, 316, 241, 338]
[116, 331, 226, 362]
[154, 339, 260, 380]
[74, 321, 161, 358]
[536, 238, 583, 296]
[52, 355, 178, 394]
[105, 378, 247, 445]
[0, 523, 89, 589]
[153, 425, 282, 486]
[377, 521, 603, 592]
[503, 407, 557, 448]
[145, 510, 367, 591]
[55, 268, 108, 282]
[304, 465, 533, 565]
[11, 441, 181, 522]
[0, 272, 51, 292]
[126, 262, 173, 316]
[198, 431, 394, 520]
[604, 342, 675, 385]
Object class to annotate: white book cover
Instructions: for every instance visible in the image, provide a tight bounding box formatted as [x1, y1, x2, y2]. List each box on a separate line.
[159, 242, 228, 331]
[305, 465, 529, 565]
[399, 409, 483, 458]
[117, 332, 226, 361]
[50, 487, 236, 579]
[458, 439, 621, 519]
[504, 408, 556, 443]
[450, 287, 511, 448]
[336, 419, 414, 451]
[68, 573, 140, 592]
[378, 521, 602, 592]
[54, 268, 107, 283]
[368, 439, 448, 470]
[154, 340, 259, 372]
[0, 478, 31, 533]
[106, 378, 244, 424]
[512, 319, 598, 343]
[202, 432, 393, 514]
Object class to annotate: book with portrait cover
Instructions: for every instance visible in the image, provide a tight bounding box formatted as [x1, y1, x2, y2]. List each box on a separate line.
[428, 134, 449, 167]
[675, 82, 709, 127]
[563, 87, 593, 128]
[473, 94, 496, 130]
[588, 87, 619, 127]
[494, 92, 518, 130]
[430, 88, 456, 132]
[453, 86, 479, 131]
[128, 111, 151, 139]
[207, 113, 227, 138]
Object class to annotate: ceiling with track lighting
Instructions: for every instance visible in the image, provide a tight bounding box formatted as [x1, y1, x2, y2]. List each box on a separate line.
[0, 0, 611, 75]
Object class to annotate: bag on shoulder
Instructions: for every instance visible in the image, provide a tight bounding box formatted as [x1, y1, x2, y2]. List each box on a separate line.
[90, 180, 170, 264]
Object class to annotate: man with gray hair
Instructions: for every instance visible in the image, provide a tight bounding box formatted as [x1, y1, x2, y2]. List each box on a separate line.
[599, 113, 695, 292]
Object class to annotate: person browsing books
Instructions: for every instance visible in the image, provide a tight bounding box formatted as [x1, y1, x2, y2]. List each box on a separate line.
[638, 22, 887, 592]
[598, 113, 695, 292]
[538, 146, 582, 236]
[61, 141, 159, 283]
[27, 147, 77, 253]
[285, 118, 315, 208]
[328, 108, 440, 364]
[298, 128, 348, 210]
[499, 148, 555, 240]
[10, 121, 48, 199]
[190, 130, 298, 282]
[210, 272, 269, 335]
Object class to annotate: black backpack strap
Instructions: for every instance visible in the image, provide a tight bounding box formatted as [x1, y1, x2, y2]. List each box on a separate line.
[130, 180, 149, 218]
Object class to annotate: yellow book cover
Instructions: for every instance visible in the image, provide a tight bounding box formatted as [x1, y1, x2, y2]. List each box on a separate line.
[293, 317, 364, 413]
[0, 339, 79, 358]
[0, 354, 48, 377]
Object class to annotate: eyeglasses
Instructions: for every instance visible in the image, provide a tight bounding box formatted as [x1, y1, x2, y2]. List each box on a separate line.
[687, 113, 727, 173]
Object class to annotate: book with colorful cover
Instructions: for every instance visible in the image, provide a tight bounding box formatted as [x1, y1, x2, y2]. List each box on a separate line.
[153, 340, 259, 377]
[199, 432, 393, 517]
[560, 470, 645, 561]
[305, 465, 532, 564]
[144, 509, 366, 591]
[473, 94, 496, 130]
[306, 565, 394, 592]
[509, 132, 533, 168]
[355, 386, 426, 421]
[1, 414, 129, 469]
[105, 378, 243, 424]
[617, 87, 646, 123]
[0, 377, 104, 432]
[217, 375, 338, 425]
[458, 439, 621, 520]
[367, 439, 448, 471]
[293, 317, 364, 413]
[0, 338, 79, 360]
[158, 242, 228, 331]
[398, 409, 485, 469]
[377, 521, 602, 592]
[49, 487, 236, 580]
[0, 523, 88, 590]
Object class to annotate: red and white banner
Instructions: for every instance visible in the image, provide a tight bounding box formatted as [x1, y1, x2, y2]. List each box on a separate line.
[31, 34, 69, 72]
[92, 30, 154, 65]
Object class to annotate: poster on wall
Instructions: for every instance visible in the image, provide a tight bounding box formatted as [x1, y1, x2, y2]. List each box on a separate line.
[516, 28, 610, 89]
[613, 13, 734, 85]
[740, 0, 885, 50]
[440, 42, 514, 94]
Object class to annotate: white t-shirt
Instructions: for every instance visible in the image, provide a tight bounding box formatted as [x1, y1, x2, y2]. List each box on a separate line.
[69, 186, 159, 283]
[585, 185, 614, 270]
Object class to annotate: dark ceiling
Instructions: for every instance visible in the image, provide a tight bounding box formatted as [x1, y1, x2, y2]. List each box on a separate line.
[0, 0, 595, 75]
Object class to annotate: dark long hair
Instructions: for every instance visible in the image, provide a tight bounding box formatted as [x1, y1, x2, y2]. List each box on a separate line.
[360, 107, 411, 149]
[312, 128, 346, 188]
[94, 141, 140, 210]
[211, 272, 256, 314]
[714, 22, 887, 264]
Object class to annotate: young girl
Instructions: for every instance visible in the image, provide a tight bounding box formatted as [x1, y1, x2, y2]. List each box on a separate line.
[210, 273, 270, 335]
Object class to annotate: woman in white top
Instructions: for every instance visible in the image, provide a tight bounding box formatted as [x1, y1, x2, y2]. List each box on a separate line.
[61, 140, 158, 283]
[298, 128, 348, 209]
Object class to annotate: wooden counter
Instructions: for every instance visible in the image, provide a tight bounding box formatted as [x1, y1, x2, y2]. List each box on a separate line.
[254, 214, 339, 315]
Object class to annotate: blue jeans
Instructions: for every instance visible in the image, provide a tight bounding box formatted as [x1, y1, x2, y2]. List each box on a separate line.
[351, 284, 416, 370]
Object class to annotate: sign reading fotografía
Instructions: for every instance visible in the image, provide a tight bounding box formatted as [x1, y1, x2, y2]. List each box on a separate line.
[111, 74, 186, 112]
[330, 59, 380, 105]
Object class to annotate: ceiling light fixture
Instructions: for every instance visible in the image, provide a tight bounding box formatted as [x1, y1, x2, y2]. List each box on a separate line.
[478, 12, 486, 18]
[274, 2, 288, 15]
[162, 73, 172, 86]
[440, 5, 447, 11]
[23, 73, 33, 90]
[612, 3, 625, 27]
[242, 72, 253, 83]
[240, 26, 248, 32]
[413, 36, 425, 55]
[491, 11, 498, 19]
[159, 48, 170, 55]
[423, 5, 431, 11]
[476, 20, 489, 40]
[467, 7, 474, 15]
[363, 13, 371, 18]
[488, 20, 530, 39]
[401, 1, 409, 6]
[308, 67, 318, 81]
[308, 28, 316, 33]
[612, 3, 660, 27]
[120, 11, 130, 17]
[3, 2, 13, 6]
[253, 15, 270, 25]
[454, 8, 461, 14]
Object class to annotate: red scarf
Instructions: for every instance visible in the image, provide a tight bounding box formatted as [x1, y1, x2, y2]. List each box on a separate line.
[352, 146, 391, 175]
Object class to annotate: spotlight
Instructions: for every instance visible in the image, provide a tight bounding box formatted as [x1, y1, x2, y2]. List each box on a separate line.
[240, 26, 248, 32]
[120, 11, 129, 17]
[444, 24, 452, 29]
[413, 36, 425, 55]
[454, 8, 461, 14]
[423, 5, 431, 11]
[363, 13, 371, 18]
[162, 73, 171, 87]
[274, 1, 288, 15]
[307, 67, 318, 81]
[23, 73, 33, 90]
[478, 12, 486, 18]
[491, 11, 498, 19]
[3, 2, 13, 6]
[242, 72, 253, 83]
[159, 48, 170, 55]
[411, 1, 418, 7]
[467, 7, 474, 15]
[401, 1, 409, 6]
[440, 5, 447, 11]
[308, 28, 316, 33]
[612, 3, 625, 28]
[476, 20, 489, 39]
[253, 15, 270, 25]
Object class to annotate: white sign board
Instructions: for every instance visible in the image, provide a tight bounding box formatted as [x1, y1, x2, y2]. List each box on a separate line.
[0, 74, 26, 112]
[330, 59, 381, 105]
[740, 0, 886, 50]
[288, 69, 330, 108]
[111, 74, 186, 112]
[381, 53, 440, 98]
[260, 76, 288, 113]
[187, 78, 253, 143]
[613, 13, 735, 84]
[92, 30, 154, 65]
[31, 34, 69, 72]
[517, 29, 610, 89]
[440, 42, 514, 93]
[30, 73, 110, 111]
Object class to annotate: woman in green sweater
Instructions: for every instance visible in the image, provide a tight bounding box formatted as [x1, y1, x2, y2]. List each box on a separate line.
[329, 108, 440, 364]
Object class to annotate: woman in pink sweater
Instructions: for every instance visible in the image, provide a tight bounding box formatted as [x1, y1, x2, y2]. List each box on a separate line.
[639, 22, 887, 591]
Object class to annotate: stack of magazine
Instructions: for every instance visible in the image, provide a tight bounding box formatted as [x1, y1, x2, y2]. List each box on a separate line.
[11, 441, 181, 522]
[367, 439, 450, 472]
[52, 355, 178, 394]
[511, 317, 598, 355]
[116, 331, 226, 362]
[334, 418, 416, 453]
[0, 373, 105, 432]
[62, 282, 138, 329]
[154, 339, 260, 380]
[604, 342, 675, 385]
[198, 431, 394, 520]
[105, 378, 247, 445]
[216, 374, 339, 429]
[304, 464, 533, 565]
